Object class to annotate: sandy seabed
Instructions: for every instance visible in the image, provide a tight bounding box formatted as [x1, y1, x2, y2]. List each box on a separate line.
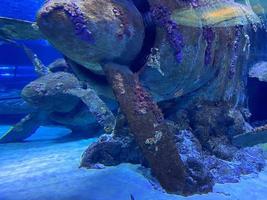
[0, 125, 266, 200]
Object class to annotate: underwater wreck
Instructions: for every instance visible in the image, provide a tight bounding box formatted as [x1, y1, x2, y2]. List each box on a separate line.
[1, 0, 267, 196]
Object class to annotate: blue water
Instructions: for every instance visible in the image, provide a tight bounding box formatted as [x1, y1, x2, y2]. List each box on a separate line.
[0, 41, 61, 89]
[0, 0, 61, 90]
[0, 0, 44, 21]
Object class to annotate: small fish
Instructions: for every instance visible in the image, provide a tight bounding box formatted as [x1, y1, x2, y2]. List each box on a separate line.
[0, 97, 22, 101]
[0, 38, 11, 46]
[130, 194, 135, 200]
[0, 35, 18, 46]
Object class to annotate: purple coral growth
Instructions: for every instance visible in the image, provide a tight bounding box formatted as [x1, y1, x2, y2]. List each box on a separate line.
[42, 2, 94, 44]
[181, 0, 200, 8]
[134, 79, 164, 123]
[151, 5, 184, 63]
[190, 0, 199, 8]
[63, 3, 95, 44]
[202, 26, 215, 66]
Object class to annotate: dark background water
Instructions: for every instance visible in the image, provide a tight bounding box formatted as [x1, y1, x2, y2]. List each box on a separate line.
[247, 29, 267, 122]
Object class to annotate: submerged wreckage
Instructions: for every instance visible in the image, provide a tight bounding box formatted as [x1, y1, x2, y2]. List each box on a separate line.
[1, 0, 267, 196]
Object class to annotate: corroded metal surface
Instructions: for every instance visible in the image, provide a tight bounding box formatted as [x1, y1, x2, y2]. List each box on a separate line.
[103, 63, 211, 195]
